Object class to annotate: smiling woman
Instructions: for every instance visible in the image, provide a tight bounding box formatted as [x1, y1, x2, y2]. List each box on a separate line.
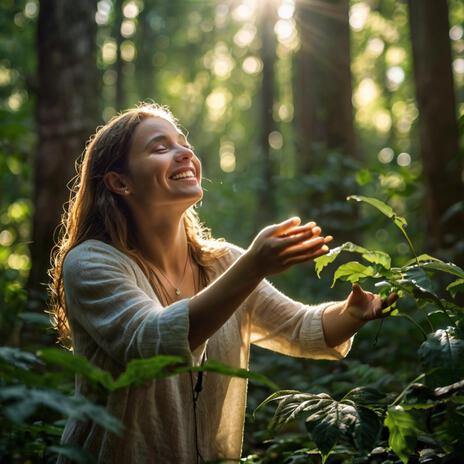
[48, 102, 396, 464]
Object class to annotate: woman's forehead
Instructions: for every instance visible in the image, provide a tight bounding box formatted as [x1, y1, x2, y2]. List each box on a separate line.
[130, 117, 184, 153]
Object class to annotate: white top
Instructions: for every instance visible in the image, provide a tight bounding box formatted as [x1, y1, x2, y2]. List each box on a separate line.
[58, 239, 352, 463]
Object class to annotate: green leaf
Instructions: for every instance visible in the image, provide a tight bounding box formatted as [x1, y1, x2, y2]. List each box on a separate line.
[48, 445, 97, 464]
[343, 386, 387, 405]
[39, 348, 275, 392]
[427, 311, 452, 330]
[258, 390, 382, 457]
[112, 356, 277, 390]
[0, 347, 41, 369]
[190, 359, 278, 390]
[401, 266, 436, 296]
[18, 312, 51, 326]
[332, 261, 376, 287]
[0, 386, 123, 434]
[314, 247, 344, 278]
[112, 355, 187, 389]
[418, 327, 464, 388]
[347, 195, 417, 260]
[304, 400, 351, 456]
[38, 348, 115, 390]
[352, 405, 382, 452]
[447, 278, 464, 297]
[403, 254, 441, 267]
[314, 242, 391, 278]
[420, 261, 464, 280]
[384, 406, 417, 464]
[347, 195, 402, 221]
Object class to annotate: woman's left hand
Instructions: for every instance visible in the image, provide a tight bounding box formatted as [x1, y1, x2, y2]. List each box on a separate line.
[343, 283, 398, 322]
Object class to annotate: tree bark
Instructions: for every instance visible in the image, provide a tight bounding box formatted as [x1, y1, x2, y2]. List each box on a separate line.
[256, 0, 278, 226]
[294, 0, 356, 171]
[27, 0, 100, 316]
[113, 0, 125, 110]
[408, 0, 464, 264]
[135, 4, 157, 101]
[293, 0, 358, 243]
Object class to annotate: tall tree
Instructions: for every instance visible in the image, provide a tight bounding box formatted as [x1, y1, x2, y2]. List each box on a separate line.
[27, 0, 100, 315]
[294, 0, 356, 169]
[293, 0, 358, 241]
[113, 0, 125, 110]
[135, 3, 157, 101]
[408, 0, 464, 264]
[256, 0, 278, 226]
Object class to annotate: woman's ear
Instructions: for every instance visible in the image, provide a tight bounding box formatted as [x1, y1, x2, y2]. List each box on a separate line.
[104, 171, 131, 196]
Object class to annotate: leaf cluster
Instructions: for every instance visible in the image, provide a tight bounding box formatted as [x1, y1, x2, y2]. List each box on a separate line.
[256, 196, 464, 463]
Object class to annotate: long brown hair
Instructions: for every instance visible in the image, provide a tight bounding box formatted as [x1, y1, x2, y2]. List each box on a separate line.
[48, 103, 227, 348]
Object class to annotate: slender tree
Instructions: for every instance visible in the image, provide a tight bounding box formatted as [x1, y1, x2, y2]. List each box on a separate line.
[256, 0, 278, 226]
[27, 0, 100, 317]
[294, 0, 356, 170]
[135, 2, 157, 101]
[113, 0, 125, 110]
[293, 0, 358, 242]
[408, 0, 464, 264]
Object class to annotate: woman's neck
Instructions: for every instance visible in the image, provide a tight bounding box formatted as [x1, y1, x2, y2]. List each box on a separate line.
[133, 210, 190, 277]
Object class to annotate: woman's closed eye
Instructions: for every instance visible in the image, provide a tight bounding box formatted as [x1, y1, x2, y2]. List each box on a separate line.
[152, 144, 168, 153]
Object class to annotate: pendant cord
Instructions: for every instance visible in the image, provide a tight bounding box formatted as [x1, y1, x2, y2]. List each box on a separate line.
[149, 245, 209, 462]
[190, 258, 208, 464]
[149, 246, 190, 297]
[189, 350, 206, 464]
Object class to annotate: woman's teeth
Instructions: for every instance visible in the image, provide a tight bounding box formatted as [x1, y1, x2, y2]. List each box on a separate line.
[171, 171, 195, 180]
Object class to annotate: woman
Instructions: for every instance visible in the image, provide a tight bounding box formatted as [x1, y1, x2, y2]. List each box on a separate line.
[49, 103, 396, 463]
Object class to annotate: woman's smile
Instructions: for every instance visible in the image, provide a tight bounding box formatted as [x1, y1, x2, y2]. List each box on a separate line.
[126, 117, 203, 205]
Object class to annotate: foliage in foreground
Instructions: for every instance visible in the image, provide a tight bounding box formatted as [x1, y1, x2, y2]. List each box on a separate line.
[0, 346, 274, 463]
[249, 196, 464, 464]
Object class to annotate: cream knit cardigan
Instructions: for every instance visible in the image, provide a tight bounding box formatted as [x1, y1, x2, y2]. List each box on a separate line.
[58, 239, 352, 463]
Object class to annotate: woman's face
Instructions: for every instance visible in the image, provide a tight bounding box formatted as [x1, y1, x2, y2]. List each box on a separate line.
[125, 116, 203, 209]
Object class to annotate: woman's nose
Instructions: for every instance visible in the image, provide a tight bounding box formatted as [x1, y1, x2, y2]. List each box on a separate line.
[174, 145, 194, 161]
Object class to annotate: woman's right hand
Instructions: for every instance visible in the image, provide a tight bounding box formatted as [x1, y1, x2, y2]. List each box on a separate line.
[245, 217, 333, 279]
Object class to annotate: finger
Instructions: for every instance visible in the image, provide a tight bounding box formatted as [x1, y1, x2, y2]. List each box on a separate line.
[274, 217, 302, 235]
[276, 228, 318, 249]
[282, 244, 330, 266]
[279, 223, 318, 238]
[381, 292, 398, 309]
[279, 236, 327, 258]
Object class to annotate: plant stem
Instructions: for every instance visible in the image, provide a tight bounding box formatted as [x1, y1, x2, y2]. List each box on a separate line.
[391, 372, 426, 406]
[397, 313, 427, 340]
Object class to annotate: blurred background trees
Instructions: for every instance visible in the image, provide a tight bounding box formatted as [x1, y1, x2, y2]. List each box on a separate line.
[0, 0, 463, 458]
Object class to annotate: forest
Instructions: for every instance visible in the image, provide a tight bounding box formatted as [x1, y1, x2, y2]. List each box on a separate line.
[1, 0, 464, 462]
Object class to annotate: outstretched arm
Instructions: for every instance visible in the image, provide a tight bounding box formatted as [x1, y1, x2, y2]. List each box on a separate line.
[322, 283, 398, 347]
[188, 217, 332, 351]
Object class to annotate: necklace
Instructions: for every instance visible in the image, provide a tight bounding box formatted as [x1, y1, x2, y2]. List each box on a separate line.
[150, 247, 190, 297]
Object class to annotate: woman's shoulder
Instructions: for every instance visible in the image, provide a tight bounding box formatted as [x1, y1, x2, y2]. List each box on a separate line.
[63, 239, 134, 275]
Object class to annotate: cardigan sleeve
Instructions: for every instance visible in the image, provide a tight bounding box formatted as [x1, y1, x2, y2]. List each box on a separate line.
[225, 244, 353, 360]
[63, 242, 193, 366]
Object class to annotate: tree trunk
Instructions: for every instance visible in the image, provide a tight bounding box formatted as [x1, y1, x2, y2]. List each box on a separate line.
[113, 0, 125, 110]
[408, 0, 464, 265]
[27, 0, 99, 319]
[294, 0, 356, 169]
[293, 0, 358, 242]
[135, 4, 157, 101]
[256, 0, 278, 226]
